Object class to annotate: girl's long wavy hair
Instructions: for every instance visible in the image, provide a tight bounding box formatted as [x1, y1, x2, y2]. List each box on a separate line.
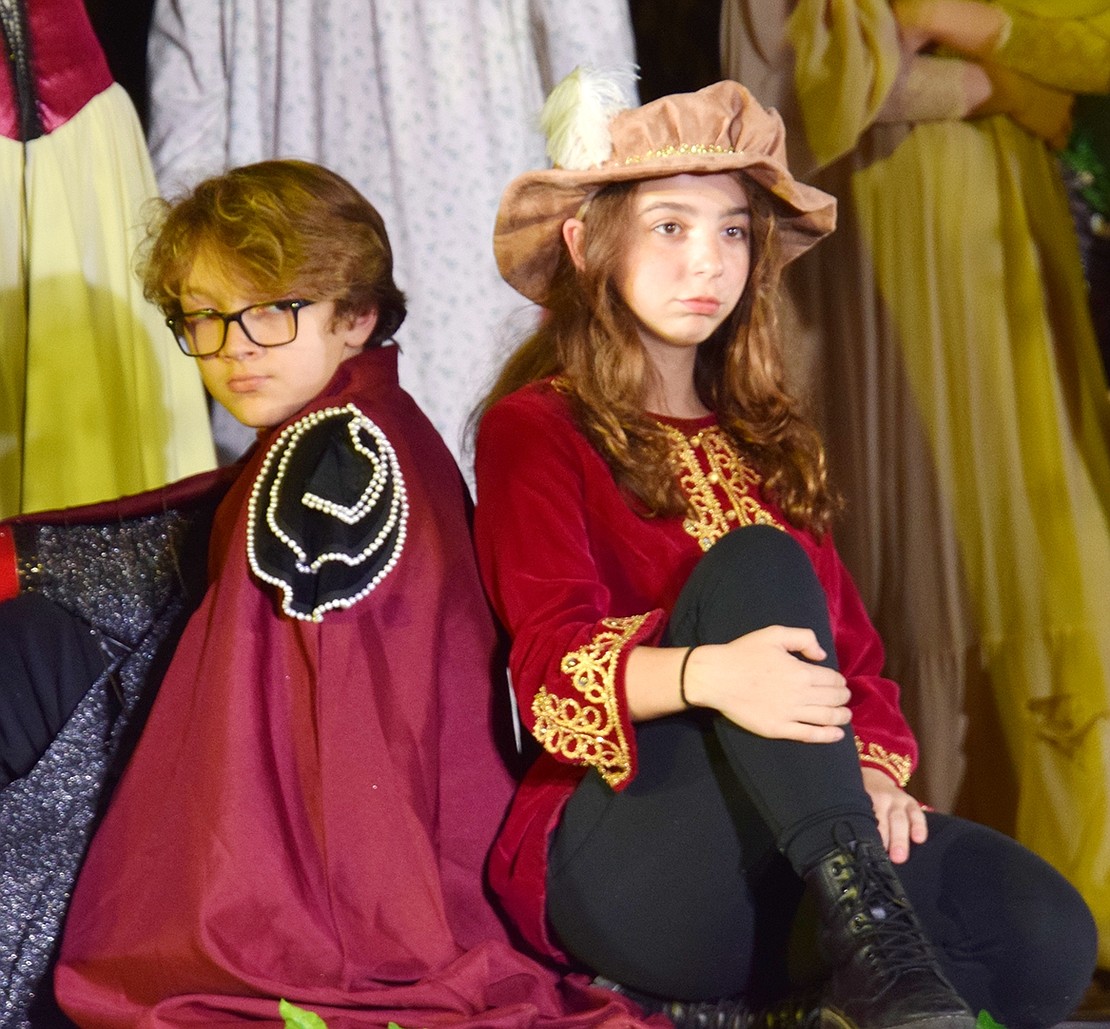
[476, 175, 839, 536]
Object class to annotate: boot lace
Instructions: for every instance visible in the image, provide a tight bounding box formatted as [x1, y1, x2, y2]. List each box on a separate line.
[830, 840, 944, 984]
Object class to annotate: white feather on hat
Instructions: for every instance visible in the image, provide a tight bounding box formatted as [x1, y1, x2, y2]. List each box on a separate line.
[540, 67, 635, 171]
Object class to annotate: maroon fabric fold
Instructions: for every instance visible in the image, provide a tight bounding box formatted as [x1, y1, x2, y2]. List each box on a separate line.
[55, 348, 647, 1029]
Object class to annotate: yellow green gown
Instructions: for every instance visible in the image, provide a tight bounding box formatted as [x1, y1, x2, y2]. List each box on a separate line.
[722, 0, 1110, 963]
[0, 0, 214, 518]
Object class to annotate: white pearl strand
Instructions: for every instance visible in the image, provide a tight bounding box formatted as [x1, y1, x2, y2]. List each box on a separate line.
[246, 403, 409, 622]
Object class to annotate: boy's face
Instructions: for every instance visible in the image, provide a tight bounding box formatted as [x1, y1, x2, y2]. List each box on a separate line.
[180, 263, 375, 430]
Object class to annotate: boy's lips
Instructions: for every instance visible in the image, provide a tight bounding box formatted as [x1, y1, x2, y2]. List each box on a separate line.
[227, 375, 268, 393]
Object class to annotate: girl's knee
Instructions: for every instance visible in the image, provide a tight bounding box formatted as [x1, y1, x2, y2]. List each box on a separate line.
[699, 524, 812, 582]
[994, 871, 1096, 1027]
[671, 525, 831, 651]
[924, 816, 1098, 1027]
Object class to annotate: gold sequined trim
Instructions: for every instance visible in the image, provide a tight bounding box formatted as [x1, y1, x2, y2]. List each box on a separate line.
[660, 423, 782, 551]
[624, 144, 742, 165]
[17, 554, 43, 590]
[855, 737, 913, 788]
[531, 614, 648, 788]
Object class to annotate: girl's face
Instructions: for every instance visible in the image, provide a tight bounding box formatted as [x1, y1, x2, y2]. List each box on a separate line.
[180, 254, 375, 429]
[613, 172, 751, 361]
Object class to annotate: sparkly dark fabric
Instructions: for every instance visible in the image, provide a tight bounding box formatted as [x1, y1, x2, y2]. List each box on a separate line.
[1, 502, 216, 1028]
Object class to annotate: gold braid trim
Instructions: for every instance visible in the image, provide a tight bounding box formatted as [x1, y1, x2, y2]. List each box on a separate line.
[855, 736, 913, 788]
[660, 424, 783, 552]
[532, 614, 648, 788]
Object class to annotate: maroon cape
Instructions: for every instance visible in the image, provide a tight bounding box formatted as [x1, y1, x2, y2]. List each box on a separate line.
[55, 347, 645, 1029]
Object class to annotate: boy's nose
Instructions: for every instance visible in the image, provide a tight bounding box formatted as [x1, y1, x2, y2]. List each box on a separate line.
[221, 318, 257, 357]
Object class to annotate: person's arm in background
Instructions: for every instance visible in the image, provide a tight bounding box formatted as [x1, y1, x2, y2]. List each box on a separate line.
[891, 0, 1100, 148]
[893, 0, 1110, 93]
[721, 0, 992, 174]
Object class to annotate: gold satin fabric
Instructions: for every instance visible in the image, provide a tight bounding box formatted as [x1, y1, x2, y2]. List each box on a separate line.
[724, 0, 1110, 964]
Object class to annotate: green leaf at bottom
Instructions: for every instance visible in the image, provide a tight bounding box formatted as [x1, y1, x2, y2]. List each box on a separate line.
[279, 998, 329, 1029]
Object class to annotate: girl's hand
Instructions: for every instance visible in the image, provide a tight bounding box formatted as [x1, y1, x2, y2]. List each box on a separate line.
[681, 627, 852, 743]
[862, 766, 928, 864]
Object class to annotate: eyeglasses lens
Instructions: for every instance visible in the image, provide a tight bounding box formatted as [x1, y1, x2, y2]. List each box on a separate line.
[175, 303, 300, 356]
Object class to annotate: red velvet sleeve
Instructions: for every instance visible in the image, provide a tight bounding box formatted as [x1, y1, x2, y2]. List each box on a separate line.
[474, 388, 665, 790]
[811, 530, 919, 786]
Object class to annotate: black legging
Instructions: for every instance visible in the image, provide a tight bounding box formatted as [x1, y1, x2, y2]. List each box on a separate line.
[547, 525, 1096, 1028]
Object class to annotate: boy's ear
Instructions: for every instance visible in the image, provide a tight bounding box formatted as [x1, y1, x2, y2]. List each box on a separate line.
[562, 218, 587, 272]
[342, 308, 379, 349]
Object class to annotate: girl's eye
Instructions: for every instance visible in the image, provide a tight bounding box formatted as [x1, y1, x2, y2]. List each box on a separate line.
[653, 221, 682, 236]
[724, 225, 749, 241]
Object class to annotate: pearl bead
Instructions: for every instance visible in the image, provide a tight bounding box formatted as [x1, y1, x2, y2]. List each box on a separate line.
[246, 402, 410, 622]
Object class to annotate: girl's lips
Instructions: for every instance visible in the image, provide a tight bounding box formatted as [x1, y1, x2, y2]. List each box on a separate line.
[683, 297, 722, 315]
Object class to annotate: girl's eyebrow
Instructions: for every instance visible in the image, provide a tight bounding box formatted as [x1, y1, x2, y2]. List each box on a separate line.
[639, 200, 752, 218]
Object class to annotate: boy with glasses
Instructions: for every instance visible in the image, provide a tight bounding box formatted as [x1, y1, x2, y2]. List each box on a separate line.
[20, 160, 633, 1028]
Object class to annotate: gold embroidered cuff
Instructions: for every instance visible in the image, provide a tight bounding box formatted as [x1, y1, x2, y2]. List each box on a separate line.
[531, 614, 649, 788]
[856, 736, 913, 788]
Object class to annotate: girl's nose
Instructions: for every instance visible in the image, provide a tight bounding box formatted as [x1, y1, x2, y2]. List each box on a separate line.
[690, 233, 724, 276]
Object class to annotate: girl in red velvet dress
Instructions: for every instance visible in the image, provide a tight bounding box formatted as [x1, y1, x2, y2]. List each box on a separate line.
[471, 71, 1097, 1029]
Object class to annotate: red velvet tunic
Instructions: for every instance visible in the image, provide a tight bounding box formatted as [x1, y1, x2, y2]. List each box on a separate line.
[473, 380, 918, 962]
[54, 349, 642, 1029]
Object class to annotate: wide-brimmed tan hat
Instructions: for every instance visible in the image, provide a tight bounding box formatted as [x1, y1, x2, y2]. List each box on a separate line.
[495, 71, 837, 306]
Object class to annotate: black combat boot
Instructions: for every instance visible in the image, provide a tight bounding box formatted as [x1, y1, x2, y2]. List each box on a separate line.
[651, 994, 823, 1029]
[806, 833, 977, 1029]
[658, 996, 754, 1029]
[592, 978, 822, 1029]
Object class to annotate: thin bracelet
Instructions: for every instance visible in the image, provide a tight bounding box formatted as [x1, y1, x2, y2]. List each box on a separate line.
[679, 645, 698, 707]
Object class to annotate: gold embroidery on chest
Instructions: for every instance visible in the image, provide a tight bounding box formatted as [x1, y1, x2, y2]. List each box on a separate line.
[660, 424, 782, 551]
[531, 613, 646, 789]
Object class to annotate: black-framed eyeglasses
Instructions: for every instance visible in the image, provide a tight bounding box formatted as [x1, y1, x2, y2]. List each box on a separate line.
[167, 299, 317, 357]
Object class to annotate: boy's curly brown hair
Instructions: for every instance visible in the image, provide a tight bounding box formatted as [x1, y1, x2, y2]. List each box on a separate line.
[140, 159, 406, 347]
